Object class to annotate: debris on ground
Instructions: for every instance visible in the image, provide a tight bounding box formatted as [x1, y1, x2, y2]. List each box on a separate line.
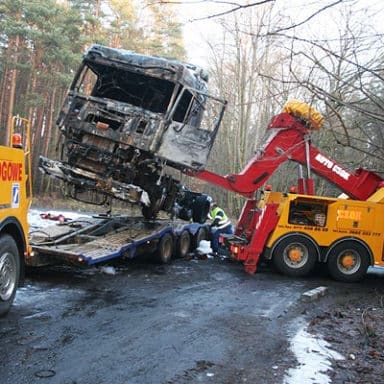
[100, 266, 117, 275]
[301, 286, 328, 302]
[307, 287, 384, 383]
[39, 212, 71, 223]
[187, 240, 214, 260]
[196, 240, 212, 255]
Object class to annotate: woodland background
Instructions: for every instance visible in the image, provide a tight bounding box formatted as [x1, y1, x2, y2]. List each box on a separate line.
[1, 0, 384, 217]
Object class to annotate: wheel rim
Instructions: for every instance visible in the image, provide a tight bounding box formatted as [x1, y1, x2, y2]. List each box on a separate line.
[162, 238, 172, 260]
[0, 252, 17, 301]
[179, 233, 190, 255]
[283, 243, 308, 269]
[336, 249, 361, 275]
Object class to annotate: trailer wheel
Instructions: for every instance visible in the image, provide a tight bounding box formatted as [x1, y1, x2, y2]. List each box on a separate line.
[176, 230, 191, 258]
[327, 241, 370, 282]
[0, 235, 20, 317]
[157, 233, 174, 264]
[272, 235, 317, 277]
[193, 226, 208, 249]
[192, 195, 210, 224]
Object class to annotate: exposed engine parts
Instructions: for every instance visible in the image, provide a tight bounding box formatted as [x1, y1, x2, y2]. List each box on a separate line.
[39, 44, 226, 221]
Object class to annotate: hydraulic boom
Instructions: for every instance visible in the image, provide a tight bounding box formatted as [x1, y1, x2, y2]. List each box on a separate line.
[185, 110, 383, 201]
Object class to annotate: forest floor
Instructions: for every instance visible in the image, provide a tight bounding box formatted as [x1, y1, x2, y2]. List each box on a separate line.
[305, 277, 384, 384]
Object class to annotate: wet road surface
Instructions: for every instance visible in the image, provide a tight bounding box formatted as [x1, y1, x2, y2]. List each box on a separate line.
[1, 256, 382, 384]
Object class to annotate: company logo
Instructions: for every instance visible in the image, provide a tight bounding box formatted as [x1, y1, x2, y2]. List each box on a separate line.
[337, 209, 361, 221]
[12, 183, 20, 208]
[0, 161, 22, 181]
[314, 154, 350, 181]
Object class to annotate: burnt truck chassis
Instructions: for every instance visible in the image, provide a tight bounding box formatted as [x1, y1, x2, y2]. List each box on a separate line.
[39, 45, 226, 222]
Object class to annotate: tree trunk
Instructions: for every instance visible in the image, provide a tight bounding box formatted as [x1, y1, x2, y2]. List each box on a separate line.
[0, 35, 20, 145]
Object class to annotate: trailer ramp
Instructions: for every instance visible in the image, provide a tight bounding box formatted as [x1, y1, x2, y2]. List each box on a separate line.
[29, 215, 208, 267]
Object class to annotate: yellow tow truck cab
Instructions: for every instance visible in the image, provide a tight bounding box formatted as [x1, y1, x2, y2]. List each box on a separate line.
[0, 117, 32, 316]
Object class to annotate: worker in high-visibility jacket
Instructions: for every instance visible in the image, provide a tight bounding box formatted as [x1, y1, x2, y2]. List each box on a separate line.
[208, 202, 234, 254]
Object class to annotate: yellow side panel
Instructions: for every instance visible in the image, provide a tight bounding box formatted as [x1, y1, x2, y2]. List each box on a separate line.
[0, 145, 30, 249]
[266, 196, 384, 267]
[334, 204, 375, 232]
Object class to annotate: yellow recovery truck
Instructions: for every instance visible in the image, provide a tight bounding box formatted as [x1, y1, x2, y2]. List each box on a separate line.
[237, 188, 384, 282]
[0, 117, 32, 315]
[187, 101, 384, 282]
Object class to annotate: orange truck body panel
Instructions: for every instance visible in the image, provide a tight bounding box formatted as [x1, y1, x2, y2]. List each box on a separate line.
[0, 144, 31, 253]
[264, 192, 384, 267]
[0, 117, 32, 315]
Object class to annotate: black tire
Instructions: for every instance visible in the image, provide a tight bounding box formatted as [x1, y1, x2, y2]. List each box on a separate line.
[176, 230, 191, 258]
[192, 226, 208, 249]
[192, 195, 210, 224]
[272, 234, 318, 277]
[327, 240, 370, 282]
[0, 235, 20, 317]
[156, 233, 174, 264]
[177, 207, 192, 222]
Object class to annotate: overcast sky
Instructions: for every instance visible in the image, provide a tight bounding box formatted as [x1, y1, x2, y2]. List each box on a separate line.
[174, 0, 383, 67]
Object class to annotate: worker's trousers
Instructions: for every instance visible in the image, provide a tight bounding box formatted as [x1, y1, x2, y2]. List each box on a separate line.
[210, 224, 234, 253]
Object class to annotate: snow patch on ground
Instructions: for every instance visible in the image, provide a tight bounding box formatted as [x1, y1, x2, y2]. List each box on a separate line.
[284, 327, 344, 384]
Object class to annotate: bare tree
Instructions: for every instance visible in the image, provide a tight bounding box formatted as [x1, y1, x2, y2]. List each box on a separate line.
[199, 3, 302, 215]
[263, 2, 384, 178]
[176, 0, 384, 203]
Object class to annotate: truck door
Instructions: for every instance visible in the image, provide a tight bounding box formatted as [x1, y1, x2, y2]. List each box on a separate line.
[157, 88, 226, 169]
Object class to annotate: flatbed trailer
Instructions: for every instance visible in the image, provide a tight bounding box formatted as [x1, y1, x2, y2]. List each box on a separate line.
[28, 215, 210, 267]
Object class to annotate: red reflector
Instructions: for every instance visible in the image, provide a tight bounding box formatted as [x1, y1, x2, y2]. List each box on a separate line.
[219, 236, 224, 243]
[230, 245, 239, 254]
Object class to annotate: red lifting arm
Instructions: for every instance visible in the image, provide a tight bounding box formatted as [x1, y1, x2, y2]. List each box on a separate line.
[184, 113, 383, 200]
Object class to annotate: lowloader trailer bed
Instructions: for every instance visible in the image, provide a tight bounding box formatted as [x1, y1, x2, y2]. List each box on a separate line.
[28, 215, 209, 267]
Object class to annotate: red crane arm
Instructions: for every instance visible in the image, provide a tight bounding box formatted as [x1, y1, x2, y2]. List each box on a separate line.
[185, 113, 383, 200]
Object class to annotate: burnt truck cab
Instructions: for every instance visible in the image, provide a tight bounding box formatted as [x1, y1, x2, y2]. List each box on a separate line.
[40, 44, 226, 221]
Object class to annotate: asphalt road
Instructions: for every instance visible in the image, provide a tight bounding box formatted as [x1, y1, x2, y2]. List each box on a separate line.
[1, 256, 382, 384]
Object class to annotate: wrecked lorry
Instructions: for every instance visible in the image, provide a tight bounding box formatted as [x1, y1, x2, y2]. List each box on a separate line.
[40, 44, 226, 221]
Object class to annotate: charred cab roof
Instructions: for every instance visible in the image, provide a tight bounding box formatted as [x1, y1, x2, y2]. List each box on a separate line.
[83, 44, 209, 91]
